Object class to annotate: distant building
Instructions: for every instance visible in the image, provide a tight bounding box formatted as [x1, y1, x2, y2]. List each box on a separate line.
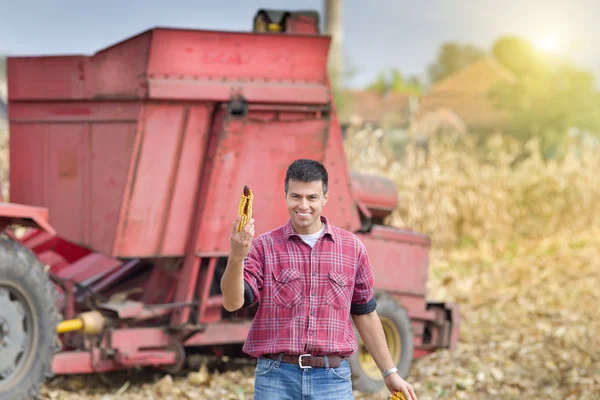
[418, 57, 516, 130]
[338, 90, 415, 129]
[338, 57, 516, 135]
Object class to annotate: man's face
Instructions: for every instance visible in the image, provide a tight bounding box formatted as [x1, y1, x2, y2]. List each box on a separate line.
[285, 179, 328, 235]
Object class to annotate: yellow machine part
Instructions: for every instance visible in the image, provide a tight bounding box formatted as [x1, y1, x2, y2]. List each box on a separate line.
[56, 318, 83, 333]
[56, 311, 105, 335]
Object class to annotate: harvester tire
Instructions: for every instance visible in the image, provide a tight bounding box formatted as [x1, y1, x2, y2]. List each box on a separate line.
[349, 296, 414, 394]
[0, 236, 61, 400]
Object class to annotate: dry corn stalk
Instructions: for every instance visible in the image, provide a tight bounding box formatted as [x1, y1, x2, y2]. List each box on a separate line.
[344, 117, 600, 251]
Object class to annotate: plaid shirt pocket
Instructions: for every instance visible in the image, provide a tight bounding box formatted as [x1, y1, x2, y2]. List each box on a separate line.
[326, 271, 354, 310]
[272, 268, 303, 308]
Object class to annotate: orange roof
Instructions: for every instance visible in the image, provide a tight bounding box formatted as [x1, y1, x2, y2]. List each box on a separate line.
[338, 90, 412, 127]
[427, 57, 516, 95]
[419, 57, 516, 128]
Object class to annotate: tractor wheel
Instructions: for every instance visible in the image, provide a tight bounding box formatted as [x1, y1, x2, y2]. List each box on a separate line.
[349, 296, 414, 394]
[0, 236, 61, 400]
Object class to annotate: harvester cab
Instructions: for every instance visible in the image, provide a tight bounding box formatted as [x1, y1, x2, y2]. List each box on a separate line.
[0, 8, 459, 398]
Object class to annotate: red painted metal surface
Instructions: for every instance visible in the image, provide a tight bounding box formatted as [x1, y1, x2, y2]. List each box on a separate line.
[52, 328, 178, 374]
[145, 29, 330, 104]
[185, 321, 255, 346]
[114, 104, 212, 257]
[55, 253, 122, 285]
[9, 108, 138, 254]
[7, 28, 330, 105]
[0, 202, 56, 235]
[350, 172, 399, 219]
[357, 226, 430, 298]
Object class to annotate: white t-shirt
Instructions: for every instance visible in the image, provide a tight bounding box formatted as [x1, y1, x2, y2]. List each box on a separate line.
[298, 224, 325, 248]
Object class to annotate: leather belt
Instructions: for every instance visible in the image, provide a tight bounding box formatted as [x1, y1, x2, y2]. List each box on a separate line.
[263, 353, 345, 369]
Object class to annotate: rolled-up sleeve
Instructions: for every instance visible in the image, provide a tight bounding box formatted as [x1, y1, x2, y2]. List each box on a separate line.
[350, 241, 377, 315]
[242, 238, 264, 307]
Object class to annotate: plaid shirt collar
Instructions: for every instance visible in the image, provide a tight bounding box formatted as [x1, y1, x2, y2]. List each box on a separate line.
[281, 215, 338, 243]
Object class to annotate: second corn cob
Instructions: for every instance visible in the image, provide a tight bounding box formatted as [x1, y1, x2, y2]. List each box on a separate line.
[391, 392, 406, 400]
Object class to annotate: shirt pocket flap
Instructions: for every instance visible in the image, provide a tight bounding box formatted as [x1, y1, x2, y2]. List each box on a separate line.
[273, 268, 301, 284]
[328, 271, 353, 287]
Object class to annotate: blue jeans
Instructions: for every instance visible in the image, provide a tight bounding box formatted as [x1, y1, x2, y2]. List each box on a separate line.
[253, 355, 354, 400]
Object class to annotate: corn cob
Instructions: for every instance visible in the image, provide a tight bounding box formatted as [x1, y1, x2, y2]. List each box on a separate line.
[237, 185, 253, 232]
[391, 392, 406, 400]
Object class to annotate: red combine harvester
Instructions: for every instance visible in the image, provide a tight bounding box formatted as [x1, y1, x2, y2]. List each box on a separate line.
[0, 9, 459, 398]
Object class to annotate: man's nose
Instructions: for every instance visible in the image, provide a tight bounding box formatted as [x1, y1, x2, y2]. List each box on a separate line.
[299, 198, 309, 209]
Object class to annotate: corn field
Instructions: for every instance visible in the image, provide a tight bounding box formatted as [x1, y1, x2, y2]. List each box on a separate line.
[344, 119, 600, 250]
[344, 119, 600, 399]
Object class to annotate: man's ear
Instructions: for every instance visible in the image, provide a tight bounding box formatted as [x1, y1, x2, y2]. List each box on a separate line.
[323, 191, 329, 205]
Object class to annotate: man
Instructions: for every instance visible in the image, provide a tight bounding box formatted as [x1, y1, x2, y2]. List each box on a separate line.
[221, 159, 417, 400]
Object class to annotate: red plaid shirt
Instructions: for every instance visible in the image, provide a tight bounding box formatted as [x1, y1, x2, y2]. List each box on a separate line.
[241, 216, 376, 358]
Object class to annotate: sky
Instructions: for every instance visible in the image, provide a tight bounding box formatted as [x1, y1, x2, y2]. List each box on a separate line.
[0, 0, 599, 88]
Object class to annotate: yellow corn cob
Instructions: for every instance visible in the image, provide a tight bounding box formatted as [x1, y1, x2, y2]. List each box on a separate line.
[391, 392, 406, 400]
[237, 185, 253, 232]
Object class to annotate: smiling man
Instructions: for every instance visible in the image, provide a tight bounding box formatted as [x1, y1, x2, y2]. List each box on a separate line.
[221, 159, 417, 400]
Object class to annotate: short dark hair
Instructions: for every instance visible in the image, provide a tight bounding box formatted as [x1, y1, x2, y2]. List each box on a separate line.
[285, 159, 328, 194]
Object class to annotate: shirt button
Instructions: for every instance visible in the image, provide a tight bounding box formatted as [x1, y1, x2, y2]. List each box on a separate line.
[312, 272, 316, 276]
[312, 293, 316, 297]
[311, 311, 316, 316]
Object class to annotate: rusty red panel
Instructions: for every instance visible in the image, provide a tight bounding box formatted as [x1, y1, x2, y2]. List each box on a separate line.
[195, 112, 329, 253]
[0, 203, 55, 235]
[54, 252, 122, 285]
[115, 105, 189, 257]
[170, 255, 202, 326]
[89, 123, 137, 254]
[413, 349, 435, 359]
[51, 349, 176, 375]
[350, 172, 398, 218]
[160, 105, 212, 255]
[322, 115, 362, 232]
[36, 250, 69, 273]
[9, 103, 139, 253]
[148, 79, 329, 104]
[357, 226, 430, 298]
[185, 321, 253, 346]
[107, 328, 173, 350]
[90, 31, 151, 98]
[44, 123, 88, 242]
[7, 32, 151, 101]
[7, 56, 89, 101]
[9, 124, 46, 208]
[52, 350, 116, 374]
[8, 102, 140, 123]
[52, 328, 176, 375]
[11, 122, 89, 243]
[147, 29, 330, 83]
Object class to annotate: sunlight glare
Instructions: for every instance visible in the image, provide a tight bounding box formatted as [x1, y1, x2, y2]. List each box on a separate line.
[534, 33, 562, 53]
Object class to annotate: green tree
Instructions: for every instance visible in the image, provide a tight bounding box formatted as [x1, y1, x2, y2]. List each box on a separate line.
[489, 36, 600, 156]
[492, 36, 539, 77]
[367, 68, 422, 95]
[427, 42, 486, 83]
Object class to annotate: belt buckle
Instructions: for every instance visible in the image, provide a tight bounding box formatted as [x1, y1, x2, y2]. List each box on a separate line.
[298, 354, 312, 369]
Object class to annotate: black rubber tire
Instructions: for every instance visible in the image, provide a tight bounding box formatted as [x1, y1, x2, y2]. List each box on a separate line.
[349, 296, 414, 394]
[0, 236, 61, 400]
